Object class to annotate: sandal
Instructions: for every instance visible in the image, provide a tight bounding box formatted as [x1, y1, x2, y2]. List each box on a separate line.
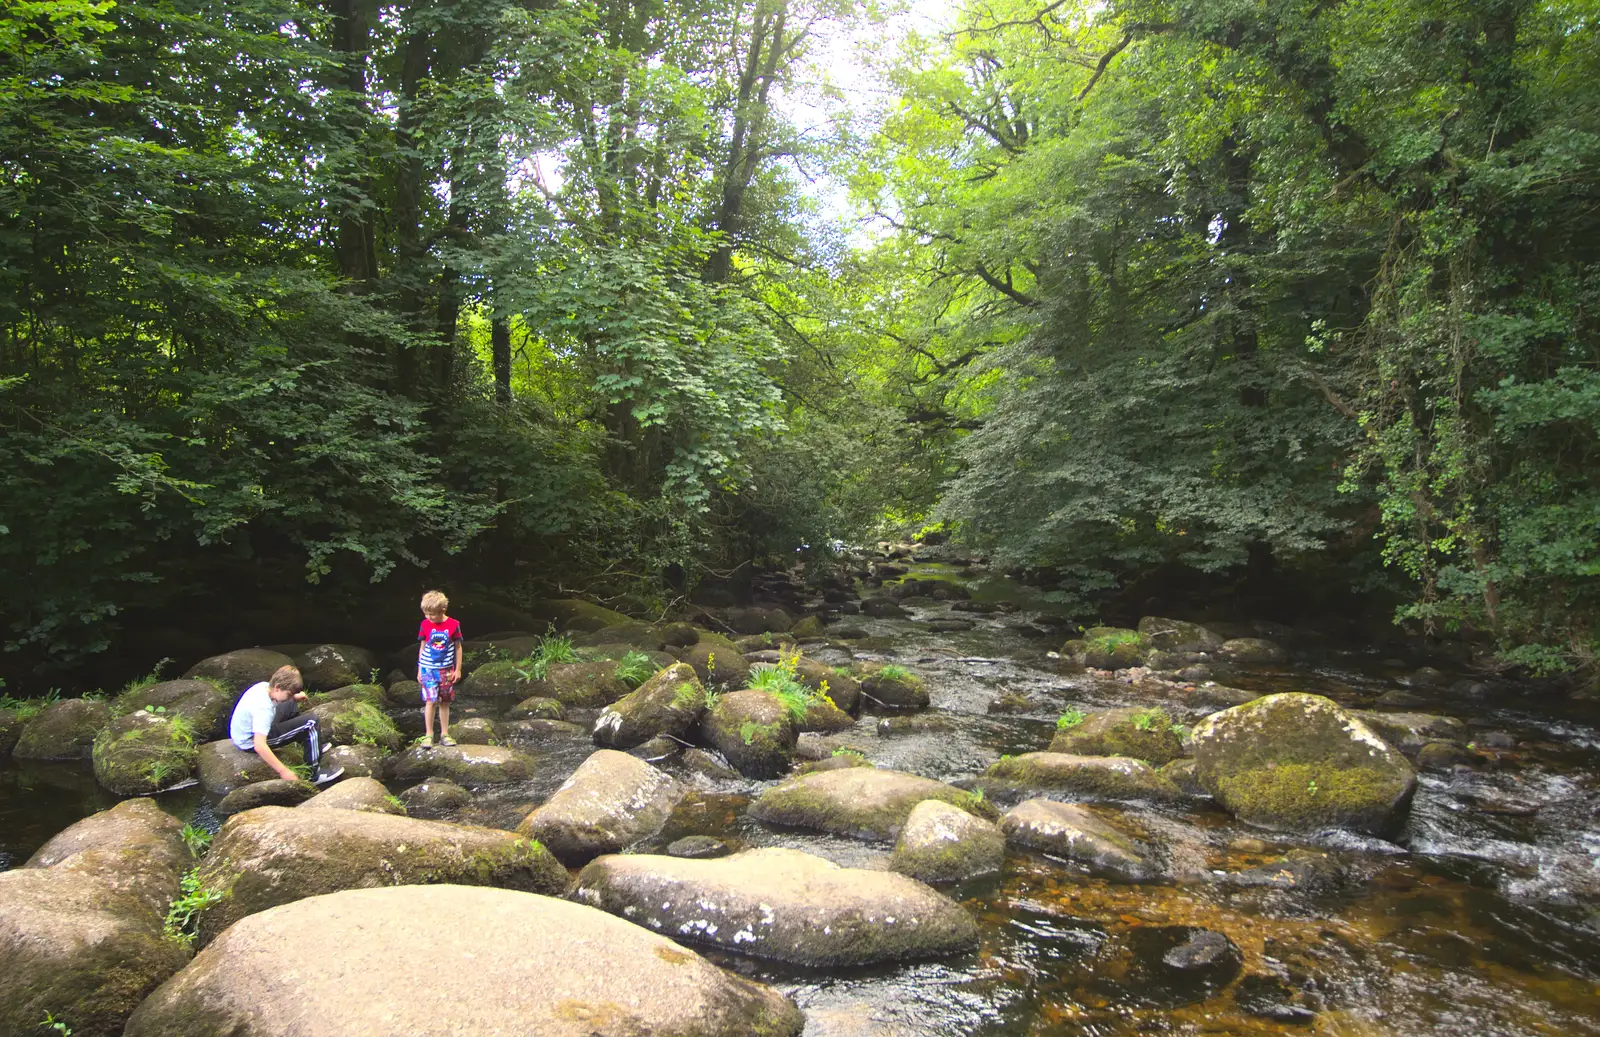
[438, 735, 457, 747]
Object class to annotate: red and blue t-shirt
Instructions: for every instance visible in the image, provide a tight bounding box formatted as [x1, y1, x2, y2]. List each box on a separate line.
[418, 617, 463, 671]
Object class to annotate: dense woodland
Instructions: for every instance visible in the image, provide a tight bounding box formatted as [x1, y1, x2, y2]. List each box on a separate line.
[2, 0, 1597, 683]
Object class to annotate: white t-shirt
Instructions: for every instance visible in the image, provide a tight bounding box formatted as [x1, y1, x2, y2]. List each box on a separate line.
[229, 682, 278, 750]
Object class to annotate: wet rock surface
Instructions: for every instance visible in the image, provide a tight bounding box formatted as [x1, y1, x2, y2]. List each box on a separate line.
[518, 749, 683, 865]
[750, 766, 992, 841]
[891, 798, 1005, 883]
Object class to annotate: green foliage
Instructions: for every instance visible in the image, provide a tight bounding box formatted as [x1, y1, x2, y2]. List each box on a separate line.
[748, 652, 825, 722]
[1130, 708, 1170, 733]
[514, 632, 580, 682]
[831, 746, 867, 759]
[1056, 709, 1087, 731]
[0, 689, 61, 721]
[39, 1012, 72, 1036]
[163, 867, 224, 946]
[347, 704, 400, 748]
[672, 681, 702, 711]
[877, 664, 913, 682]
[181, 824, 214, 857]
[119, 658, 173, 701]
[613, 651, 658, 688]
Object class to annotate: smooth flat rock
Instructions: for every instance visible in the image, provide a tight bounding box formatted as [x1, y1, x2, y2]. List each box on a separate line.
[890, 799, 1006, 884]
[298, 776, 403, 814]
[217, 778, 317, 814]
[194, 806, 568, 945]
[386, 743, 534, 784]
[982, 752, 1183, 802]
[575, 847, 978, 967]
[1000, 799, 1154, 881]
[749, 767, 991, 842]
[518, 749, 684, 865]
[125, 885, 805, 1037]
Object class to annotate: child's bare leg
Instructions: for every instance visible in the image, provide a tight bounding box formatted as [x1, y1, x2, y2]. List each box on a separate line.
[423, 700, 436, 740]
[438, 701, 451, 737]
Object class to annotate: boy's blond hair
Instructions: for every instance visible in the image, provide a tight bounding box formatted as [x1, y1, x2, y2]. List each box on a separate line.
[269, 665, 304, 692]
[421, 589, 449, 613]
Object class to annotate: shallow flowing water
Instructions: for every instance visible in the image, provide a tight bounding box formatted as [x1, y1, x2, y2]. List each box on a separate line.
[4, 561, 1598, 1035]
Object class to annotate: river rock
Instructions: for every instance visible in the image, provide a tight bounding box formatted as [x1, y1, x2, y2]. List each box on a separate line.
[504, 718, 588, 742]
[1159, 758, 1208, 796]
[455, 660, 537, 698]
[196, 738, 304, 795]
[2, 800, 191, 1037]
[386, 743, 534, 784]
[593, 662, 705, 749]
[1000, 799, 1154, 880]
[518, 749, 684, 865]
[507, 695, 566, 720]
[13, 698, 111, 760]
[183, 648, 296, 693]
[113, 679, 232, 740]
[451, 717, 499, 745]
[791, 615, 825, 639]
[792, 656, 860, 712]
[1063, 627, 1150, 669]
[274, 644, 378, 691]
[193, 805, 568, 945]
[1049, 706, 1187, 766]
[125, 885, 803, 1037]
[890, 799, 1006, 883]
[858, 667, 930, 710]
[319, 743, 387, 778]
[310, 683, 385, 707]
[982, 753, 1183, 802]
[383, 679, 422, 707]
[534, 596, 637, 632]
[797, 696, 856, 733]
[1352, 710, 1468, 754]
[575, 847, 978, 967]
[1137, 616, 1224, 652]
[545, 660, 631, 706]
[678, 631, 752, 688]
[298, 776, 402, 814]
[91, 708, 199, 794]
[217, 778, 317, 814]
[667, 835, 732, 859]
[399, 779, 472, 816]
[306, 700, 403, 752]
[1189, 693, 1417, 835]
[1416, 740, 1474, 772]
[750, 767, 991, 841]
[728, 605, 795, 635]
[1218, 638, 1287, 664]
[861, 598, 907, 618]
[701, 689, 797, 778]
[0, 708, 21, 755]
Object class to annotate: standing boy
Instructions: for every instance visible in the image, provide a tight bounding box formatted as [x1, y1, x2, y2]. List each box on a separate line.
[417, 589, 463, 747]
[228, 664, 340, 783]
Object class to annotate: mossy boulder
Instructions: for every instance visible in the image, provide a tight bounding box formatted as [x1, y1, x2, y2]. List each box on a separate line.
[192, 806, 570, 945]
[196, 738, 305, 795]
[981, 752, 1183, 803]
[386, 743, 534, 784]
[890, 799, 1006, 884]
[0, 707, 21, 755]
[1159, 758, 1208, 796]
[1189, 693, 1417, 835]
[456, 659, 538, 698]
[299, 776, 404, 815]
[794, 657, 860, 713]
[652, 621, 700, 648]
[1048, 706, 1187, 766]
[2, 799, 192, 1037]
[1064, 626, 1151, 669]
[266, 644, 378, 691]
[14, 698, 111, 760]
[701, 689, 796, 778]
[750, 767, 995, 842]
[399, 779, 472, 817]
[1137, 617, 1224, 653]
[507, 695, 566, 721]
[113, 679, 231, 741]
[544, 660, 630, 706]
[307, 700, 403, 753]
[217, 778, 318, 814]
[532, 597, 635, 633]
[451, 717, 499, 745]
[307, 683, 385, 708]
[858, 666, 929, 711]
[382, 679, 422, 707]
[319, 743, 386, 778]
[183, 648, 296, 693]
[518, 749, 684, 865]
[1218, 638, 1288, 664]
[574, 847, 978, 967]
[1000, 799, 1154, 881]
[795, 696, 856, 734]
[593, 662, 706, 750]
[678, 631, 752, 688]
[1351, 710, 1468, 755]
[125, 885, 804, 1037]
[727, 605, 795, 635]
[791, 615, 826, 640]
[91, 709, 200, 795]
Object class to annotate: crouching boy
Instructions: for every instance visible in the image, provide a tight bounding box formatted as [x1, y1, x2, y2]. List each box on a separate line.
[228, 664, 341, 783]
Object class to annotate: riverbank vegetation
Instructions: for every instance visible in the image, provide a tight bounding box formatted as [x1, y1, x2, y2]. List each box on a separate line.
[2, 0, 1596, 682]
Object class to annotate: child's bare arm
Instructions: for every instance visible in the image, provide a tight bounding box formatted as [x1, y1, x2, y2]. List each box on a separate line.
[253, 733, 299, 782]
[451, 636, 463, 682]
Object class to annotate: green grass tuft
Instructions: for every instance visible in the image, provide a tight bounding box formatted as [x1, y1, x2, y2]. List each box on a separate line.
[0, 688, 61, 721]
[181, 823, 213, 857]
[613, 651, 658, 688]
[163, 867, 225, 946]
[1056, 708, 1087, 730]
[514, 631, 580, 681]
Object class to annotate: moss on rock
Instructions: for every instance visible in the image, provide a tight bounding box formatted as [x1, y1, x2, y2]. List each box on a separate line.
[981, 752, 1183, 803]
[112, 680, 231, 741]
[1048, 706, 1187, 766]
[92, 710, 200, 795]
[750, 767, 996, 842]
[14, 699, 111, 761]
[702, 689, 796, 778]
[593, 662, 705, 749]
[678, 631, 752, 689]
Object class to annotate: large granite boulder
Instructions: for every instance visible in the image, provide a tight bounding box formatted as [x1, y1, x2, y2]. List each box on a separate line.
[677, 631, 752, 688]
[545, 660, 631, 707]
[192, 806, 568, 945]
[593, 662, 705, 749]
[981, 752, 1183, 803]
[575, 847, 978, 967]
[518, 749, 684, 865]
[91, 708, 199, 794]
[112, 679, 232, 740]
[1000, 799, 1154, 881]
[1, 800, 192, 1037]
[298, 776, 403, 814]
[1049, 706, 1187, 766]
[1189, 693, 1417, 835]
[13, 698, 110, 760]
[890, 799, 1006, 884]
[1137, 616, 1224, 653]
[386, 743, 535, 784]
[749, 767, 993, 842]
[183, 648, 296, 693]
[125, 885, 804, 1037]
[196, 738, 304, 796]
[269, 643, 378, 691]
[1351, 710, 1468, 755]
[701, 689, 797, 778]
[857, 666, 929, 711]
[216, 778, 317, 814]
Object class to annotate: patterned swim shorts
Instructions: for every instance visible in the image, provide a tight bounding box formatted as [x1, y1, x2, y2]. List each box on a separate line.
[419, 668, 456, 704]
